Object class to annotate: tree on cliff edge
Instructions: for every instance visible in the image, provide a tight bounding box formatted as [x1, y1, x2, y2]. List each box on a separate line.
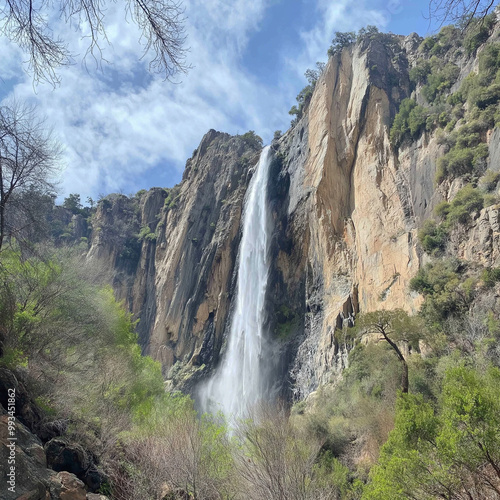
[0, 101, 61, 250]
[0, 0, 188, 85]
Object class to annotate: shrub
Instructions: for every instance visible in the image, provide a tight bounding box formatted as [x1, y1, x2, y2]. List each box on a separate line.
[437, 147, 474, 180]
[417, 219, 448, 254]
[482, 267, 500, 288]
[138, 224, 156, 242]
[410, 259, 472, 327]
[409, 59, 432, 85]
[365, 364, 500, 500]
[421, 63, 460, 103]
[408, 105, 429, 136]
[464, 14, 495, 54]
[390, 99, 429, 147]
[479, 169, 500, 192]
[241, 130, 263, 150]
[328, 31, 357, 57]
[446, 185, 484, 225]
[436, 143, 489, 182]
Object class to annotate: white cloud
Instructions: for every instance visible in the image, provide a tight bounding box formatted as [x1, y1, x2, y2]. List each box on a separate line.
[1, 0, 284, 200]
[1, 0, 391, 201]
[288, 0, 389, 79]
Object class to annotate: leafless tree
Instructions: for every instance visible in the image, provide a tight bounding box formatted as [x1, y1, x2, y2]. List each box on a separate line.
[428, 0, 498, 26]
[0, 0, 188, 86]
[0, 100, 62, 250]
[234, 403, 340, 500]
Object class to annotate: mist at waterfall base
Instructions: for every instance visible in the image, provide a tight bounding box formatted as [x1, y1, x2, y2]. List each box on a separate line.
[198, 146, 276, 421]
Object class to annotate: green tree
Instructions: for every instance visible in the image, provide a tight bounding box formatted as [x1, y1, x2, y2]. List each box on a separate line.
[364, 363, 500, 499]
[356, 310, 425, 394]
[328, 31, 357, 57]
[63, 193, 83, 214]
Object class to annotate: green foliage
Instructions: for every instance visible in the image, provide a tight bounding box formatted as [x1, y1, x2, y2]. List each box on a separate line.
[138, 224, 157, 242]
[164, 185, 181, 210]
[390, 99, 429, 147]
[0, 247, 166, 446]
[417, 219, 448, 254]
[304, 62, 326, 86]
[409, 59, 431, 85]
[63, 193, 83, 214]
[357, 25, 379, 40]
[436, 143, 489, 182]
[421, 62, 460, 103]
[410, 259, 474, 328]
[446, 184, 484, 224]
[464, 14, 496, 54]
[241, 130, 263, 150]
[328, 31, 357, 57]
[275, 305, 297, 340]
[481, 267, 500, 288]
[364, 363, 500, 499]
[419, 35, 437, 53]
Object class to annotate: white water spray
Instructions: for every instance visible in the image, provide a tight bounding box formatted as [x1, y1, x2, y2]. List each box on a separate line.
[200, 146, 273, 420]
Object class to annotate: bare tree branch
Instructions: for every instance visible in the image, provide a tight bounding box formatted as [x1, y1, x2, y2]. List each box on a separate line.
[428, 0, 497, 27]
[0, 100, 62, 250]
[0, 0, 189, 86]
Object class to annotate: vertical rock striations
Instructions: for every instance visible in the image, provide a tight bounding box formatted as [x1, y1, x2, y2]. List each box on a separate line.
[87, 27, 500, 400]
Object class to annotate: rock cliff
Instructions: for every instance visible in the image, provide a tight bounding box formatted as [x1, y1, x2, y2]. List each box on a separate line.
[86, 22, 500, 399]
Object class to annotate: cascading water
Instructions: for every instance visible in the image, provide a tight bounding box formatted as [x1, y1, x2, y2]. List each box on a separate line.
[200, 146, 273, 420]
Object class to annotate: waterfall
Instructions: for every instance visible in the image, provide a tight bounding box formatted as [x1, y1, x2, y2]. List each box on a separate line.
[200, 145, 273, 420]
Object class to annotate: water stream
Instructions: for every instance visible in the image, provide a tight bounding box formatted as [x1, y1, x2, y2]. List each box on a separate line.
[200, 146, 273, 420]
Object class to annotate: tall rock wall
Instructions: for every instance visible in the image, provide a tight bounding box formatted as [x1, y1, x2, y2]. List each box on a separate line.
[87, 26, 500, 399]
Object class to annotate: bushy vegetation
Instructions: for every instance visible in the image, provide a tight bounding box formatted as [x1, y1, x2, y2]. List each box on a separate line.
[365, 364, 500, 499]
[240, 130, 263, 150]
[417, 219, 448, 254]
[289, 62, 326, 124]
[390, 99, 430, 147]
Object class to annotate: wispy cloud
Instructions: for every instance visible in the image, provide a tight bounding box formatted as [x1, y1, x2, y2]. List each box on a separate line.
[1, 0, 282, 199]
[287, 0, 389, 79]
[0, 0, 392, 201]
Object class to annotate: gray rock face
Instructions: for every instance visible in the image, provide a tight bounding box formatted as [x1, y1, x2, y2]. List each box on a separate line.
[84, 30, 500, 400]
[87, 131, 261, 387]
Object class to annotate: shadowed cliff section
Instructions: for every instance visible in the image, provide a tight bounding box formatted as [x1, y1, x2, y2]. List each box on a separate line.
[86, 23, 500, 400]
[87, 130, 262, 388]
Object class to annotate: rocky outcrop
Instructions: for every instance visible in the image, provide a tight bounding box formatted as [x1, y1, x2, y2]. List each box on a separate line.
[87, 132, 261, 385]
[0, 403, 104, 500]
[85, 27, 500, 400]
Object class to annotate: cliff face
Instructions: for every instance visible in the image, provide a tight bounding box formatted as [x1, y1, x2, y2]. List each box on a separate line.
[88, 132, 261, 386]
[87, 26, 500, 398]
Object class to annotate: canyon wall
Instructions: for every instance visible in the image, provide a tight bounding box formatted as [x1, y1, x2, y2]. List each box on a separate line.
[87, 26, 500, 398]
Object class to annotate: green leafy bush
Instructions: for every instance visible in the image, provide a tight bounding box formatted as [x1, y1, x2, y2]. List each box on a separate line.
[410, 259, 473, 327]
[482, 267, 500, 288]
[421, 62, 460, 103]
[417, 219, 448, 254]
[409, 59, 432, 85]
[364, 363, 500, 500]
[446, 185, 484, 225]
[464, 14, 496, 54]
[241, 130, 263, 149]
[479, 169, 500, 191]
[328, 31, 357, 57]
[390, 99, 429, 147]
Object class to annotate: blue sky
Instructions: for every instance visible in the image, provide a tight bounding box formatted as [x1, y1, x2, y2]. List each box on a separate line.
[0, 0, 442, 202]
